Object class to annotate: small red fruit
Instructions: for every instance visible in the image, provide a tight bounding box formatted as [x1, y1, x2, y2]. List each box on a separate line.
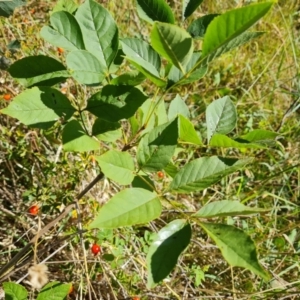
[132, 297, 140, 300]
[157, 171, 164, 179]
[28, 205, 39, 215]
[68, 284, 74, 294]
[57, 47, 64, 54]
[3, 94, 11, 101]
[91, 243, 101, 255]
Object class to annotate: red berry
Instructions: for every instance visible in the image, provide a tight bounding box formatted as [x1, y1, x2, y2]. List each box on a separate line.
[57, 47, 64, 54]
[28, 205, 39, 215]
[132, 297, 140, 300]
[68, 284, 74, 294]
[157, 171, 164, 179]
[91, 243, 101, 255]
[3, 94, 11, 101]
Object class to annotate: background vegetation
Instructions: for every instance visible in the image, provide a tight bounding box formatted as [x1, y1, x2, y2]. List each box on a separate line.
[0, 0, 299, 299]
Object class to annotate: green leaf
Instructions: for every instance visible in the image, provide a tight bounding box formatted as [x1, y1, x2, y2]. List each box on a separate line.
[124, 57, 166, 87]
[199, 223, 270, 280]
[0, 0, 25, 18]
[110, 70, 145, 86]
[36, 281, 71, 300]
[109, 48, 124, 73]
[240, 129, 278, 143]
[168, 52, 207, 87]
[202, 2, 274, 57]
[95, 150, 135, 185]
[121, 38, 161, 72]
[137, 118, 178, 172]
[178, 114, 202, 145]
[183, 0, 204, 20]
[187, 14, 219, 38]
[209, 134, 265, 149]
[136, 0, 175, 24]
[164, 162, 179, 178]
[62, 120, 100, 152]
[3, 282, 27, 300]
[132, 175, 155, 192]
[121, 38, 166, 87]
[86, 85, 148, 122]
[1, 87, 75, 129]
[138, 98, 156, 131]
[151, 22, 194, 73]
[75, 0, 118, 68]
[194, 200, 268, 218]
[169, 156, 252, 193]
[92, 118, 121, 142]
[147, 219, 191, 288]
[206, 96, 237, 142]
[155, 99, 168, 125]
[8, 56, 69, 87]
[168, 94, 190, 119]
[40, 11, 85, 51]
[66, 50, 106, 85]
[52, 0, 78, 14]
[138, 98, 169, 132]
[90, 188, 161, 228]
[201, 31, 264, 66]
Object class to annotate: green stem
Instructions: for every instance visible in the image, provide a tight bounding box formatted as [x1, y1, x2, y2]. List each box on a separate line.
[79, 110, 90, 136]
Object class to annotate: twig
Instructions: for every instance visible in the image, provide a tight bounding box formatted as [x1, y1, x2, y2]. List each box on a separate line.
[0, 172, 104, 281]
